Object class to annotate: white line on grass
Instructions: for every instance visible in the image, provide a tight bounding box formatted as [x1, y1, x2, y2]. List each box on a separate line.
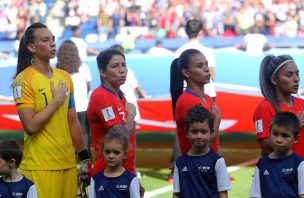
[144, 158, 258, 198]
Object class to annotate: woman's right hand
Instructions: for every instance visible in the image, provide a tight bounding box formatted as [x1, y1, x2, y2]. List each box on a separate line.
[50, 81, 67, 106]
[125, 102, 136, 117]
[297, 111, 304, 128]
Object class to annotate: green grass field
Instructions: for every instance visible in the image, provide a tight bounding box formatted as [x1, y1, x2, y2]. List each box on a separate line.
[1, 131, 259, 198]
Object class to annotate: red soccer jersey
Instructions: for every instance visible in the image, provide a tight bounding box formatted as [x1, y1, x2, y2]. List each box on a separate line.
[87, 86, 135, 174]
[175, 90, 219, 154]
[253, 97, 304, 157]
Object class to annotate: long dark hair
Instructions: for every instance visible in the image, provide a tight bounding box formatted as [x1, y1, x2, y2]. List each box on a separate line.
[170, 49, 201, 116]
[259, 54, 294, 113]
[14, 23, 47, 79]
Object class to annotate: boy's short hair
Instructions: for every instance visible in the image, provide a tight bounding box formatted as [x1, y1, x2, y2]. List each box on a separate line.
[71, 25, 79, 32]
[270, 111, 300, 137]
[0, 139, 22, 167]
[103, 126, 129, 152]
[185, 104, 214, 133]
[185, 19, 203, 39]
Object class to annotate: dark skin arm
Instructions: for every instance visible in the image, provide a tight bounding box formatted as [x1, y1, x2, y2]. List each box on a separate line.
[258, 138, 273, 156]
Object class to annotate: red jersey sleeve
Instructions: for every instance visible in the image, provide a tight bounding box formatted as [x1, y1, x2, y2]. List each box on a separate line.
[253, 100, 276, 140]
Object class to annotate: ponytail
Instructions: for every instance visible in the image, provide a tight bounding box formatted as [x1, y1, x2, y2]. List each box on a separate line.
[170, 49, 202, 117]
[15, 36, 32, 78]
[259, 54, 294, 113]
[170, 58, 183, 117]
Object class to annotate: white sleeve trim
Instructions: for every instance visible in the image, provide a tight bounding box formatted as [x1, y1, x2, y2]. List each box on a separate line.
[298, 161, 304, 195]
[215, 158, 231, 192]
[173, 164, 180, 193]
[26, 185, 38, 198]
[129, 176, 140, 198]
[89, 177, 96, 198]
[249, 167, 261, 198]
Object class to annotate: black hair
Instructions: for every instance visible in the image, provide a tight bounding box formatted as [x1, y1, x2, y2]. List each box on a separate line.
[185, 19, 203, 39]
[110, 44, 125, 54]
[0, 139, 22, 167]
[259, 54, 294, 113]
[14, 22, 48, 79]
[270, 111, 300, 137]
[103, 126, 129, 152]
[170, 49, 202, 116]
[185, 104, 214, 134]
[71, 25, 79, 32]
[97, 49, 125, 70]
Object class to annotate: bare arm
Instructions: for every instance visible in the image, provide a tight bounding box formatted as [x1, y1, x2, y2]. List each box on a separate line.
[17, 81, 67, 135]
[173, 193, 181, 198]
[86, 48, 99, 56]
[0, 95, 14, 102]
[68, 108, 85, 151]
[209, 103, 221, 148]
[258, 138, 273, 156]
[219, 191, 228, 198]
[299, 194, 304, 198]
[86, 82, 91, 93]
[135, 86, 146, 98]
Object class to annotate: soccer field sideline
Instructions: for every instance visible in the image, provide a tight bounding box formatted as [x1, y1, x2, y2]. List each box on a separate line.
[143, 157, 259, 198]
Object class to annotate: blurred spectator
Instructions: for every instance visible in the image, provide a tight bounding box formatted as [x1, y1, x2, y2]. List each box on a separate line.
[147, 40, 173, 55]
[14, 30, 23, 54]
[97, 5, 110, 42]
[29, 0, 47, 23]
[108, 4, 124, 39]
[70, 25, 99, 59]
[235, 26, 272, 56]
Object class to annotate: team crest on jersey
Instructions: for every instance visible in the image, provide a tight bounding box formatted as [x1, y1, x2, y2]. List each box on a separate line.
[13, 85, 22, 99]
[116, 184, 128, 191]
[199, 166, 210, 172]
[255, 120, 263, 133]
[102, 107, 116, 121]
[282, 168, 293, 174]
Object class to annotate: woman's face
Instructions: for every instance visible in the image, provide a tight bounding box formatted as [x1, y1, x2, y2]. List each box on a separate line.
[183, 53, 211, 86]
[28, 28, 56, 60]
[273, 62, 299, 95]
[100, 55, 127, 88]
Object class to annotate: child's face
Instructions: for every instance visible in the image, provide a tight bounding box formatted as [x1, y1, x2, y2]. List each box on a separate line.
[270, 124, 296, 155]
[0, 157, 10, 175]
[103, 140, 127, 169]
[187, 121, 211, 150]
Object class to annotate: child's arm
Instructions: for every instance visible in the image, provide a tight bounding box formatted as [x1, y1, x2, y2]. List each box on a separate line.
[249, 167, 261, 198]
[219, 191, 228, 198]
[298, 161, 304, 197]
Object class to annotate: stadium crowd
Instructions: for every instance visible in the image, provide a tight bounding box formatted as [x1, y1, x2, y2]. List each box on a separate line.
[65, 0, 304, 40]
[1, 0, 304, 41]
